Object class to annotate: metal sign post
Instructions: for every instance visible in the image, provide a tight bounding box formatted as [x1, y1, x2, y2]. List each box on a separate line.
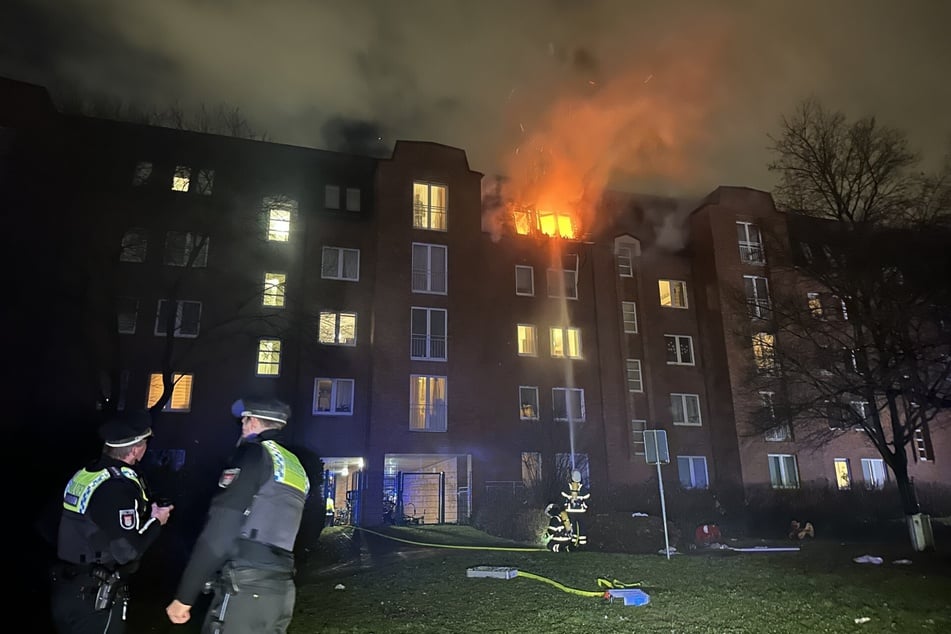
[644, 429, 672, 560]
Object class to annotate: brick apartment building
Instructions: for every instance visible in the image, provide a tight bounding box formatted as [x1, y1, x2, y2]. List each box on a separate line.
[3, 77, 947, 529]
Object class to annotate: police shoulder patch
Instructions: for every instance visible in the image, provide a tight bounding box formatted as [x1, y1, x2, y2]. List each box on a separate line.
[119, 508, 137, 530]
[219, 468, 240, 488]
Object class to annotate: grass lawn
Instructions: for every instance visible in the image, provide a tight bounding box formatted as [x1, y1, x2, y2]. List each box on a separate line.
[286, 526, 951, 634]
[125, 525, 951, 633]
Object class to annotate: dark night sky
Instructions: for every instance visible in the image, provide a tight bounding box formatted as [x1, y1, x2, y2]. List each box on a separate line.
[2, 0, 949, 198]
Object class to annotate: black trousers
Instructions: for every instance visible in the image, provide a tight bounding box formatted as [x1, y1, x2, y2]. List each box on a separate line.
[50, 574, 126, 634]
[201, 567, 295, 634]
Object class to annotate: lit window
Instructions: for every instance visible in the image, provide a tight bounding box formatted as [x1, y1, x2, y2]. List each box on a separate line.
[325, 185, 340, 209]
[164, 232, 209, 267]
[552, 388, 585, 423]
[132, 161, 152, 186]
[550, 327, 582, 359]
[263, 196, 296, 242]
[313, 378, 354, 415]
[256, 338, 281, 376]
[547, 268, 578, 299]
[736, 221, 765, 263]
[768, 453, 800, 489]
[154, 300, 202, 338]
[744, 275, 770, 319]
[318, 311, 357, 346]
[659, 280, 688, 308]
[195, 169, 214, 195]
[665, 334, 694, 365]
[515, 265, 534, 296]
[677, 456, 709, 489]
[807, 292, 823, 317]
[146, 372, 193, 412]
[411, 307, 447, 360]
[410, 375, 447, 431]
[861, 458, 886, 490]
[345, 187, 361, 211]
[626, 359, 643, 393]
[519, 386, 539, 420]
[834, 458, 851, 490]
[321, 247, 360, 281]
[172, 166, 191, 192]
[117, 297, 138, 334]
[671, 393, 701, 426]
[521, 452, 542, 485]
[630, 419, 647, 456]
[752, 332, 775, 373]
[537, 210, 574, 238]
[119, 229, 147, 263]
[617, 246, 634, 277]
[263, 272, 286, 307]
[517, 324, 537, 356]
[621, 301, 638, 333]
[412, 182, 448, 231]
[411, 243, 447, 294]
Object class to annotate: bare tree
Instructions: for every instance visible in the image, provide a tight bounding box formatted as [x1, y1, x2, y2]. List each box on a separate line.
[744, 99, 951, 533]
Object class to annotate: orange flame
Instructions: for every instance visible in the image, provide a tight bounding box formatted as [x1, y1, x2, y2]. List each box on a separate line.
[490, 23, 730, 241]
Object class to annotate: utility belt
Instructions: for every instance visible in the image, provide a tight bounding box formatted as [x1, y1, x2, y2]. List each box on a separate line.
[52, 562, 129, 615]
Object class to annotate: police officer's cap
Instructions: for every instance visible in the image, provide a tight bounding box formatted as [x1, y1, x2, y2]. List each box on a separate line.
[230, 397, 291, 425]
[99, 410, 153, 448]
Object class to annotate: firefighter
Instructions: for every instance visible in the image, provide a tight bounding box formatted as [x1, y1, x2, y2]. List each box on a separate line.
[545, 503, 574, 553]
[51, 410, 173, 634]
[560, 470, 589, 548]
[165, 397, 311, 633]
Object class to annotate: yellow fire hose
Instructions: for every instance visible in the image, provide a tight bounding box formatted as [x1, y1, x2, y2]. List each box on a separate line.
[352, 526, 644, 601]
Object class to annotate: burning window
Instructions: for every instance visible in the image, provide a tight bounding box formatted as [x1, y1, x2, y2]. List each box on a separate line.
[511, 207, 577, 239]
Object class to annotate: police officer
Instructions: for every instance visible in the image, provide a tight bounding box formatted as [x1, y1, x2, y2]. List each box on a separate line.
[165, 397, 311, 633]
[51, 410, 174, 634]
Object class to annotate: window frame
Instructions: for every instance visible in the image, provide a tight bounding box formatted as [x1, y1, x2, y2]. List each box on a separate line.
[768, 453, 800, 489]
[626, 358, 643, 393]
[255, 338, 282, 376]
[664, 334, 695, 365]
[321, 246, 361, 282]
[834, 458, 852, 490]
[409, 374, 448, 432]
[318, 311, 357, 346]
[411, 242, 448, 294]
[313, 377, 355, 415]
[146, 372, 193, 412]
[154, 299, 202, 338]
[736, 220, 765, 264]
[263, 272, 287, 307]
[517, 324, 538, 356]
[630, 419, 647, 456]
[744, 275, 771, 319]
[621, 301, 638, 334]
[412, 181, 448, 231]
[861, 458, 887, 490]
[617, 246, 634, 277]
[546, 267, 578, 300]
[117, 297, 138, 334]
[552, 387, 585, 423]
[164, 231, 209, 268]
[119, 228, 148, 263]
[658, 279, 688, 308]
[519, 386, 540, 421]
[677, 455, 709, 489]
[515, 265, 534, 296]
[549, 326, 582, 359]
[410, 307, 448, 361]
[670, 393, 702, 426]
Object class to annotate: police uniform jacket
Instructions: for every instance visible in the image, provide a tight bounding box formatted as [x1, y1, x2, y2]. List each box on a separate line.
[57, 456, 160, 570]
[173, 428, 310, 606]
